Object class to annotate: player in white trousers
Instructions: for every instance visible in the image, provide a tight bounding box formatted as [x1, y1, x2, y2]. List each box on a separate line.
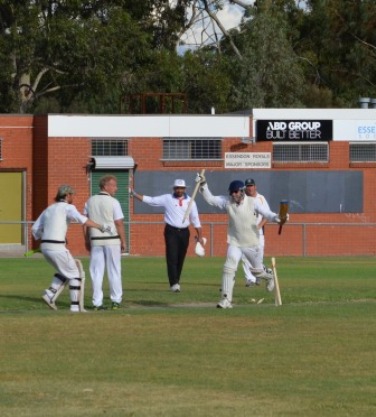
[83, 175, 126, 310]
[32, 185, 109, 312]
[197, 174, 288, 309]
[242, 178, 272, 290]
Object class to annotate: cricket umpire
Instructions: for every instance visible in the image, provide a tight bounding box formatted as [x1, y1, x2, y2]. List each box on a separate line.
[131, 179, 204, 292]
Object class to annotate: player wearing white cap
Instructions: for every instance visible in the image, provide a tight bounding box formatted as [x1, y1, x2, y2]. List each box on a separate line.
[83, 175, 126, 310]
[32, 185, 110, 312]
[130, 179, 204, 292]
[196, 173, 287, 309]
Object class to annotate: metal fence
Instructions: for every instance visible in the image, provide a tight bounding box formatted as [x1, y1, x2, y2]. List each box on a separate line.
[1, 221, 376, 257]
[195, 221, 376, 257]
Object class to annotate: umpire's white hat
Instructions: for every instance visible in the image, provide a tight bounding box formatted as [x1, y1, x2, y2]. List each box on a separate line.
[173, 179, 186, 188]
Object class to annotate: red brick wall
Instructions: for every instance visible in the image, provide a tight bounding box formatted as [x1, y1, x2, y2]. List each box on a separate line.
[0, 115, 34, 248]
[46, 137, 91, 255]
[2, 115, 376, 257]
[33, 115, 49, 218]
[127, 138, 376, 257]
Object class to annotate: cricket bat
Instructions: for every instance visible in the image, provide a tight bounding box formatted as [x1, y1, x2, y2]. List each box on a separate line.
[271, 257, 282, 307]
[182, 169, 205, 223]
[278, 200, 289, 235]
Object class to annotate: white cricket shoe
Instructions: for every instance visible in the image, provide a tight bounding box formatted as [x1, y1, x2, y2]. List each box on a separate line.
[260, 269, 275, 292]
[266, 276, 275, 292]
[170, 283, 181, 293]
[42, 292, 57, 310]
[216, 298, 233, 309]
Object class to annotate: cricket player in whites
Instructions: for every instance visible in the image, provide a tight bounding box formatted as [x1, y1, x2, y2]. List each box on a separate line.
[32, 185, 111, 312]
[242, 178, 273, 291]
[83, 175, 126, 310]
[197, 174, 288, 309]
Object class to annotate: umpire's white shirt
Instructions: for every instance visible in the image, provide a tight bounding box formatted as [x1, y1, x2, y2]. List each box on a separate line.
[142, 193, 201, 229]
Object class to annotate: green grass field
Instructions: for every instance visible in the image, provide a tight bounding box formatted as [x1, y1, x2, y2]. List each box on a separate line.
[0, 256, 375, 417]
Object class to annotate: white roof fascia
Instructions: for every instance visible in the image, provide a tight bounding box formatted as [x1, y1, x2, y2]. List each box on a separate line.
[47, 115, 250, 138]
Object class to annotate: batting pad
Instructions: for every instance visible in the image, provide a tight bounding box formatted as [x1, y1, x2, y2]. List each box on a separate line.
[75, 259, 86, 312]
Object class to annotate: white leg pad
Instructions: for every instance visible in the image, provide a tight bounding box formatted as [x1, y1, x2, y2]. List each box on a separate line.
[50, 273, 68, 304]
[221, 267, 235, 303]
[251, 268, 275, 292]
[69, 278, 81, 312]
[252, 268, 273, 280]
[75, 259, 86, 312]
[242, 256, 257, 283]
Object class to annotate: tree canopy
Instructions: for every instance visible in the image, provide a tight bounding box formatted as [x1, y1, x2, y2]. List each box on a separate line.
[0, 0, 375, 113]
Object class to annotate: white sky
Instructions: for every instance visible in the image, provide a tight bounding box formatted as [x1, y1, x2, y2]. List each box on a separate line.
[178, 1, 255, 52]
[175, 0, 307, 53]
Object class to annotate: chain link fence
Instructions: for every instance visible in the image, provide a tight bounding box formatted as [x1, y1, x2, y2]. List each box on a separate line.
[1, 221, 376, 257]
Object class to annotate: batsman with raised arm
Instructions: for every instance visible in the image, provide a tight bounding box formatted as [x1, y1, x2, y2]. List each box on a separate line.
[196, 172, 289, 309]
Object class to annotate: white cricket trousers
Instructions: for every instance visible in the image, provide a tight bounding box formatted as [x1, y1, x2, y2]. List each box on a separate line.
[90, 245, 123, 307]
[242, 234, 265, 282]
[222, 244, 264, 302]
[42, 248, 80, 278]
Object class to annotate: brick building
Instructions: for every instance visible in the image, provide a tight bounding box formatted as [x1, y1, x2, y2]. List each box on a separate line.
[1, 110, 376, 257]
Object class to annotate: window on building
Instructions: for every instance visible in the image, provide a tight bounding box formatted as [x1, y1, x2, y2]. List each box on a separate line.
[91, 139, 128, 156]
[350, 142, 376, 162]
[163, 138, 222, 160]
[273, 142, 329, 163]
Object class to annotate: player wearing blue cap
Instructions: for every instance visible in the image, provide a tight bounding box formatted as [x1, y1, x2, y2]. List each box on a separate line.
[196, 174, 287, 309]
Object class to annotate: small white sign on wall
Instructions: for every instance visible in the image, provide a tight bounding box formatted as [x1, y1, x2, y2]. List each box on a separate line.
[224, 152, 271, 169]
[334, 120, 376, 141]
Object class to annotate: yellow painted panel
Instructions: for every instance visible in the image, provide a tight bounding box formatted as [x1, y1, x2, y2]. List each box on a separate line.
[0, 173, 23, 243]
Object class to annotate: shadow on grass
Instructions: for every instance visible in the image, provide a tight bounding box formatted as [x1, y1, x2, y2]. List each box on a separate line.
[0, 294, 46, 304]
[0, 294, 70, 309]
[0, 295, 182, 311]
[131, 300, 171, 308]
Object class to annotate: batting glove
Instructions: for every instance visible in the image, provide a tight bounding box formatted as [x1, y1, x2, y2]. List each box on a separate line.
[275, 213, 289, 223]
[100, 223, 113, 234]
[195, 172, 206, 185]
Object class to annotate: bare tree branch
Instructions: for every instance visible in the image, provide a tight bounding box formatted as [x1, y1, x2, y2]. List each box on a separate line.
[229, 0, 252, 9]
[31, 67, 50, 93]
[332, 7, 376, 56]
[202, 0, 243, 59]
[352, 33, 376, 55]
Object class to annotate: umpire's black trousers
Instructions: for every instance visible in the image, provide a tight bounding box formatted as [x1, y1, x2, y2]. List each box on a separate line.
[164, 224, 190, 287]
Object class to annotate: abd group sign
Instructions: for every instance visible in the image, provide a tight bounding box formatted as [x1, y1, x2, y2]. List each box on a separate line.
[256, 120, 333, 141]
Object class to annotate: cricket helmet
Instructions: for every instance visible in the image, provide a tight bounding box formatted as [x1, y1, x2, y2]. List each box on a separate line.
[228, 180, 245, 195]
